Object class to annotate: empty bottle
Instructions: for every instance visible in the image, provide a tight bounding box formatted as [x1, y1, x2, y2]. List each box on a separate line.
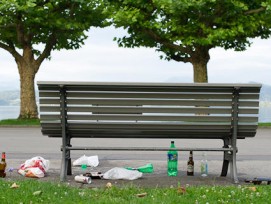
[167, 141, 178, 176]
[125, 163, 154, 173]
[187, 151, 194, 176]
[0, 152, 7, 178]
[201, 152, 208, 177]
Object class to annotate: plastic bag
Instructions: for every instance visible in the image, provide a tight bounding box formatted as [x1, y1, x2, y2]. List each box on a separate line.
[103, 167, 143, 180]
[73, 155, 99, 167]
[18, 156, 50, 178]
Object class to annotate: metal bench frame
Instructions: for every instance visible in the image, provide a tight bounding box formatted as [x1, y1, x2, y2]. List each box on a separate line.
[37, 81, 261, 183]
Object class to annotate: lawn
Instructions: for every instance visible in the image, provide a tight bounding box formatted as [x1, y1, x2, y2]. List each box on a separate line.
[0, 179, 270, 203]
[0, 119, 40, 126]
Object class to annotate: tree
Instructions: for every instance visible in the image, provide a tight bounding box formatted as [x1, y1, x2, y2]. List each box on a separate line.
[0, 0, 108, 119]
[109, 0, 271, 82]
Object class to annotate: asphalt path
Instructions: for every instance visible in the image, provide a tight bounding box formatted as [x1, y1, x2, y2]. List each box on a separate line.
[0, 127, 270, 186]
[0, 127, 270, 160]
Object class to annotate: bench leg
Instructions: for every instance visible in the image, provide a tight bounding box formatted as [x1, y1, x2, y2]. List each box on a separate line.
[228, 151, 239, 183]
[221, 138, 239, 183]
[60, 146, 68, 182]
[60, 142, 72, 181]
[221, 138, 230, 177]
[60, 135, 72, 181]
[67, 142, 72, 176]
[231, 147, 239, 184]
[230, 140, 239, 183]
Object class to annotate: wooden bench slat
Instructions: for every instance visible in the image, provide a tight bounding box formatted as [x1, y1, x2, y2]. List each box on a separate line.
[40, 98, 232, 106]
[42, 131, 256, 139]
[40, 98, 259, 107]
[40, 121, 231, 130]
[37, 81, 261, 93]
[40, 91, 232, 99]
[40, 114, 258, 123]
[39, 91, 260, 101]
[39, 105, 259, 115]
[40, 121, 257, 130]
[40, 105, 234, 114]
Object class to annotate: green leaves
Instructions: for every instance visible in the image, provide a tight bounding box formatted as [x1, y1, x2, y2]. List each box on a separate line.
[0, 0, 109, 58]
[109, 0, 271, 62]
[261, 0, 271, 10]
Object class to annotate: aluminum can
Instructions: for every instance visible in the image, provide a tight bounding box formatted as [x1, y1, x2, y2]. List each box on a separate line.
[74, 175, 92, 184]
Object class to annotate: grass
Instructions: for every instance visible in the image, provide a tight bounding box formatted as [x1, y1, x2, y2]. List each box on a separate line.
[0, 119, 40, 126]
[258, 122, 271, 127]
[0, 180, 270, 204]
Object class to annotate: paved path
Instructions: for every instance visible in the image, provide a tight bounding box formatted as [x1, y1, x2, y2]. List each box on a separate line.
[0, 127, 270, 187]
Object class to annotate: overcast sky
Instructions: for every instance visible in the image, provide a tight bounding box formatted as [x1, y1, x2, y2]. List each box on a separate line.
[0, 26, 270, 91]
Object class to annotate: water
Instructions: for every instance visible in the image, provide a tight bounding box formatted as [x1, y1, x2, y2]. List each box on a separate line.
[259, 106, 271, 122]
[0, 106, 20, 120]
[0, 106, 270, 122]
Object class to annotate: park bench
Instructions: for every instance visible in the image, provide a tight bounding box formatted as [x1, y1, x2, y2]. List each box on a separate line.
[37, 81, 261, 183]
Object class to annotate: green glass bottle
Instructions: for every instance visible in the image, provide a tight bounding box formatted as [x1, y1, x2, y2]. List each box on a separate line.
[167, 141, 178, 176]
[125, 163, 154, 173]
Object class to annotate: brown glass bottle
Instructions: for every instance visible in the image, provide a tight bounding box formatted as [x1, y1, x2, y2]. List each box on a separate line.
[0, 152, 7, 178]
[187, 151, 194, 176]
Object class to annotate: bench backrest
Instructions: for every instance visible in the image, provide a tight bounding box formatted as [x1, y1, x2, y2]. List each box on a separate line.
[37, 82, 261, 139]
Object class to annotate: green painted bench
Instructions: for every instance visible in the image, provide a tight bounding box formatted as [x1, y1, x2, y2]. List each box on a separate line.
[37, 81, 261, 182]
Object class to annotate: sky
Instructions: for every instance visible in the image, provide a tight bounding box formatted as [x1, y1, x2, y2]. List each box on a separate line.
[0, 26, 271, 91]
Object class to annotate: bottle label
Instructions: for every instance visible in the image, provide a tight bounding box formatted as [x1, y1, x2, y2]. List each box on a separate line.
[168, 153, 178, 161]
[187, 164, 194, 172]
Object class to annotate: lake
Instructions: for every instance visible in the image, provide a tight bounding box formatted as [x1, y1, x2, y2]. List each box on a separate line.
[0, 106, 20, 120]
[0, 105, 270, 122]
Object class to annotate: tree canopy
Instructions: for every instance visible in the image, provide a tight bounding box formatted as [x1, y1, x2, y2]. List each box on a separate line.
[109, 0, 271, 82]
[0, 0, 108, 119]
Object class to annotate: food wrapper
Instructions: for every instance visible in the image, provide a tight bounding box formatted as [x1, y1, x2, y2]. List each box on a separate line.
[18, 156, 50, 178]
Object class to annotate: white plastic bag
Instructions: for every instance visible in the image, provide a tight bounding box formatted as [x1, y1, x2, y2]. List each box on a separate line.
[18, 156, 50, 178]
[103, 167, 143, 180]
[73, 155, 99, 167]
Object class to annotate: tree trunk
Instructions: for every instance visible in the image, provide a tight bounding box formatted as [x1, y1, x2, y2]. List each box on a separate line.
[192, 61, 208, 83]
[191, 47, 210, 83]
[17, 58, 39, 119]
[2, 22, 54, 119]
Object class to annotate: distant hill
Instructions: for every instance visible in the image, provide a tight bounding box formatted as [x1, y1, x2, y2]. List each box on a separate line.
[0, 84, 270, 106]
